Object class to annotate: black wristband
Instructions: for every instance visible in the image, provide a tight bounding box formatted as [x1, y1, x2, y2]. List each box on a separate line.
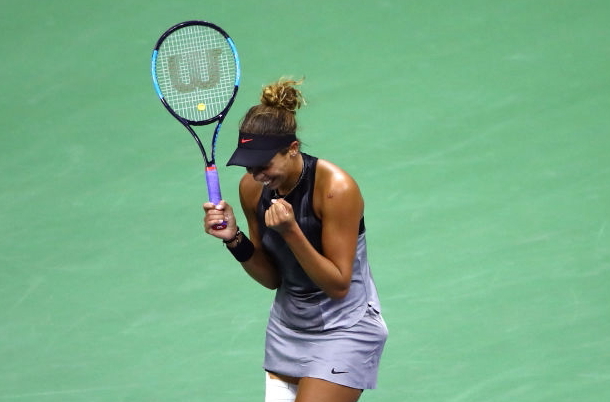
[226, 232, 255, 262]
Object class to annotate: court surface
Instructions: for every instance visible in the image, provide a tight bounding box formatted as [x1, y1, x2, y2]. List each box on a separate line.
[1, 1, 608, 401]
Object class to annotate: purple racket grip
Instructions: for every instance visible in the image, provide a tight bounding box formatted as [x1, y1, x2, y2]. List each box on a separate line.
[205, 165, 227, 230]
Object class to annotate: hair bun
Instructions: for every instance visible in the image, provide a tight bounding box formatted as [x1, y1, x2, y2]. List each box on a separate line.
[260, 78, 305, 112]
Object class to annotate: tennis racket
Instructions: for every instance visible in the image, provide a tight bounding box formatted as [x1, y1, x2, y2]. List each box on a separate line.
[151, 20, 240, 229]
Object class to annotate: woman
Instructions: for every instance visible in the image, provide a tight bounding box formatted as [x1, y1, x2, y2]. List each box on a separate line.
[203, 78, 387, 402]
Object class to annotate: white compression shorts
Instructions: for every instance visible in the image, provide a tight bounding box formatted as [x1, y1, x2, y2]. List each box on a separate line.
[265, 372, 297, 402]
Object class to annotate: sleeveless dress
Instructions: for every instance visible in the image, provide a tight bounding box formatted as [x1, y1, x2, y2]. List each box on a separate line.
[257, 153, 388, 389]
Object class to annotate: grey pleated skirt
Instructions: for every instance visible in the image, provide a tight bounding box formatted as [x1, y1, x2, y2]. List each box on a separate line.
[263, 304, 388, 390]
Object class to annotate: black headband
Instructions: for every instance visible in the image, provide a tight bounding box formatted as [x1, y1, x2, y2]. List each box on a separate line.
[236, 132, 297, 149]
[226, 132, 298, 167]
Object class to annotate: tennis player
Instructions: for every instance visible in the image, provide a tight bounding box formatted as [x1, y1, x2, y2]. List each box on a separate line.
[203, 78, 387, 402]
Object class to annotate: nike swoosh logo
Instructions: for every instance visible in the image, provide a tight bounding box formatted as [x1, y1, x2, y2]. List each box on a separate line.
[240, 138, 254, 143]
[331, 368, 349, 374]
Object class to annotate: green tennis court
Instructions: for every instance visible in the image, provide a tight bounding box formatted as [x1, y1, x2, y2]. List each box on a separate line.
[1, 1, 608, 400]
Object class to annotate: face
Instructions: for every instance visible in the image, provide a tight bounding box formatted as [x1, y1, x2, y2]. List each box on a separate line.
[246, 151, 292, 189]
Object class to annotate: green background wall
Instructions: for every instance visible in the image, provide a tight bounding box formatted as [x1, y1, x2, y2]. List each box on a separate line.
[1, 0, 608, 400]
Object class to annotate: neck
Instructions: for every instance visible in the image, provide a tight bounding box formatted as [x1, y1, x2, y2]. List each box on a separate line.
[276, 154, 304, 197]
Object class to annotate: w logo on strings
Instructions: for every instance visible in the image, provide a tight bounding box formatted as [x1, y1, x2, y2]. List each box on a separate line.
[168, 48, 222, 93]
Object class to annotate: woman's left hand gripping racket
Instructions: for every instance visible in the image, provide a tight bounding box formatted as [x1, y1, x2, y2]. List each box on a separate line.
[151, 20, 240, 230]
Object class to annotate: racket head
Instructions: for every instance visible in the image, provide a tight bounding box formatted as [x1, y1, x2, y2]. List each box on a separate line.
[152, 21, 240, 125]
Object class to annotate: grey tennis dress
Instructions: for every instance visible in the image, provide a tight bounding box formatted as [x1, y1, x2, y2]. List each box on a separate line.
[257, 153, 388, 390]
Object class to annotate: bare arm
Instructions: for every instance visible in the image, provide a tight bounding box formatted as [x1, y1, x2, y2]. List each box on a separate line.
[265, 160, 363, 299]
[203, 174, 280, 289]
[236, 174, 281, 289]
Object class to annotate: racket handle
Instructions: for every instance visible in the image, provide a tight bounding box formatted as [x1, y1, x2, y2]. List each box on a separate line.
[205, 165, 227, 230]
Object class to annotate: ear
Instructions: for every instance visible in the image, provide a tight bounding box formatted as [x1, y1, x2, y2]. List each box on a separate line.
[289, 141, 300, 156]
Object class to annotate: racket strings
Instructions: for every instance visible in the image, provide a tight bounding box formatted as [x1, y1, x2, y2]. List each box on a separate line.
[155, 25, 236, 122]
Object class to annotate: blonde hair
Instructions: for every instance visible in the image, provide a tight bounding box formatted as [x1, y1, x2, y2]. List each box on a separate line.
[240, 78, 305, 137]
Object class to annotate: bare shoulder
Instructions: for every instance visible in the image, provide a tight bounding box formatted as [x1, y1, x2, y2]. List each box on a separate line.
[315, 159, 360, 193]
[239, 173, 262, 211]
[314, 159, 363, 216]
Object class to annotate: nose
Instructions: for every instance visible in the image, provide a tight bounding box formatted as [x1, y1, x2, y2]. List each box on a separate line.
[252, 172, 266, 182]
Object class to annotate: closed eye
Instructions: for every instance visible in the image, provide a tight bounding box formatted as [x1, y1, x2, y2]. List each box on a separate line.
[247, 165, 270, 175]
